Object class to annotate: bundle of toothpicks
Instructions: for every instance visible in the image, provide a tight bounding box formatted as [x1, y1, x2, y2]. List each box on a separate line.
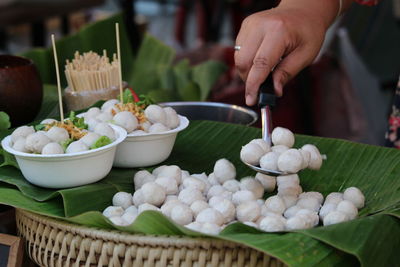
[65, 50, 121, 92]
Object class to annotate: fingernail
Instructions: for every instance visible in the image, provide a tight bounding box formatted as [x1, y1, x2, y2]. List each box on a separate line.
[246, 94, 255, 106]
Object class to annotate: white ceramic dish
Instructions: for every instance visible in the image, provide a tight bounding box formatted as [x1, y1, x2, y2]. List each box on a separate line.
[1, 125, 127, 189]
[113, 115, 189, 168]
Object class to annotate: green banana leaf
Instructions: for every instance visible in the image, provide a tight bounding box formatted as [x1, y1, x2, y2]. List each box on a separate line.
[0, 120, 399, 266]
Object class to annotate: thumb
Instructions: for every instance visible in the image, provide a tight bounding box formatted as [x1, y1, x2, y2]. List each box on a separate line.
[272, 48, 315, 96]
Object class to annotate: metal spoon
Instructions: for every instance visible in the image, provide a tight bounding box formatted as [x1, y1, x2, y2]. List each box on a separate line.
[241, 75, 292, 176]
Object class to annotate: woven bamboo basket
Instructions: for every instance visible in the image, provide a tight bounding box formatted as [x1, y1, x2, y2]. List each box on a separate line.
[15, 209, 286, 267]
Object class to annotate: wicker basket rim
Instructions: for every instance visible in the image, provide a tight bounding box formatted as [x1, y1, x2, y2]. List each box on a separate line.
[16, 208, 251, 250]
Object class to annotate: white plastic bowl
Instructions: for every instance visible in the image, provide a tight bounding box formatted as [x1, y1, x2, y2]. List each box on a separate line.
[1, 125, 127, 189]
[113, 115, 189, 168]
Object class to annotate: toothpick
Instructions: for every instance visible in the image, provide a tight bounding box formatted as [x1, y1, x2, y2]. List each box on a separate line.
[51, 34, 64, 122]
[115, 23, 123, 103]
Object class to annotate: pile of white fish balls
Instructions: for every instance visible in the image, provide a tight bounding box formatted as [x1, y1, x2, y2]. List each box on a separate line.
[81, 99, 180, 135]
[103, 159, 365, 234]
[9, 119, 116, 155]
[240, 127, 323, 173]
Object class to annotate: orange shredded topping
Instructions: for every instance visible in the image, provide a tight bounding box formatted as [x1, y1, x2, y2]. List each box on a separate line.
[114, 103, 148, 124]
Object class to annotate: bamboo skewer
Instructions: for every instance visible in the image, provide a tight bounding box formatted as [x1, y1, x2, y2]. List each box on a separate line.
[115, 23, 124, 103]
[51, 34, 64, 122]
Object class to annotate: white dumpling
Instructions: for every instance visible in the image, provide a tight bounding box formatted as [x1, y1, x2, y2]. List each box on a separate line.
[259, 152, 279, 171]
[40, 118, 57, 125]
[11, 126, 35, 143]
[12, 138, 28, 152]
[249, 139, 271, 153]
[163, 107, 180, 129]
[84, 107, 101, 120]
[113, 111, 138, 133]
[45, 126, 69, 143]
[85, 118, 100, 132]
[239, 177, 264, 199]
[277, 149, 304, 173]
[301, 144, 323, 170]
[271, 127, 295, 147]
[140, 121, 151, 132]
[255, 173, 276, 192]
[343, 187, 365, 209]
[96, 112, 113, 122]
[145, 104, 167, 125]
[42, 142, 64, 154]
[25, 132, 51, 153]
[214, 158, 236, 184]
[240, 143, 265, 165]
[101, 99, 119, 112]
[66, 141, 89, 154]
[94, 123, 116, 141]
[149, 123, 170, 133]
[271, 145, 290, 155]
[80, 132, 101, 147]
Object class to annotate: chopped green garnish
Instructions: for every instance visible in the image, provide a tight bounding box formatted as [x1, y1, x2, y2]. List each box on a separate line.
[34, 124, 46, 131]
[118, 89, 134, 104]
[136, 94, 154, 107]
[0, 112, 10, 131]
[90, 136, 112, 149]
[61, 138, 73, 151]
[68, 111, 88, 129]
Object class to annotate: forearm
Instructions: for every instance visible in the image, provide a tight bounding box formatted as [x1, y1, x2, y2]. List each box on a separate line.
[278, 0, 354, 31]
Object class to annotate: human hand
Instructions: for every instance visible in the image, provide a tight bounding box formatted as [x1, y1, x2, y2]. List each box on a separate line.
[235, 0, 342, 106]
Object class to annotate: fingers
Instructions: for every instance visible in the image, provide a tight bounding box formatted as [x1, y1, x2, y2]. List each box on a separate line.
[272, 47, 316, 96]
[244, 35, 286, 106]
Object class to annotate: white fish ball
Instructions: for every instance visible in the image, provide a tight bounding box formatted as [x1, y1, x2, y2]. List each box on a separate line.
[84, 107, 101, 120]
[249, 138, 271, 153]
[255, 173, 276, 192]
[207, 185, 226, 200]
[297, 198, 321, 212]
[296, 209, 319, 227]
[113, 111, 138, 133]
[12, 138, 28, 152]
[101, 99, 119, 112]
[25, 132, 51, 153]
[183, 177, 206, 192]
[284, 205, 302, 219]
[299, 149, 311, 169]
[125, 206, 138, 215]
[265, 196, 286, 214]
[286, 216, 309, 230]
[109, 216, 129, 226]
[214, 158, 236, 184]
[185, 222, 203, 232]
[236, 201, 260, 222]
[11, 125, 35, 143]
[163, 107, 180, 129]
[239, 177, 264, 199]
[112, 192, 133, 209]
[190, 200, 209, 217]
[103, 206, 124, 218]
[132, 189, 145, 206]
[213, 198, 236, 223]
[149, 123, 170, 133]
[208, 172, 220, 186]
[80, 132, 101, 147]
[232, 190, 256, 206]
[157, 165, 182, 185]
[271, 145, 290, 155]
[301, 144, 323, 170]
[85, 118, 100, 132]
[281, 195, 298, 209]
[200, 222, 221, 235]
[259, 152, 279, 171]
[196, 208, 224, 226]
[155, 176, 178, 195]
[181, 170, 191, 179]
[141, 182, 166, 206]
[45, 126, 69, 143]
[179, 188, 204, 206]
[277, 149, 304, 173]
[343, 187, 365, 209]
[145, 104, 167, 125]
[40, 118, 57, 125]
[323, 211, 349, 226]
[325, 192, 344, 205]
[138, 203, 159, 213]
[133, 170, 156, 190]
[121, 212, 137, 224]
[259, 216, 286, 232]
[191, 173, 211, 192]
[277, 184, 302, 197]
[299, 192, 324, 204]
[319, 203, 337, 220]
[208, 196, 226, 207]
[66, 141, 89, 154]
[42, 142, 64, 154]
[243, 221, 258, 228]
[223, 180, 241, 193]
[165, 195, 179, 203]
[96, 112, 113, 122]
[336, 200, 358, 220]
[240, 143, 265, 165]
[276, 174, 300, 187]
[94, 123, 116, 141]
[161, 200, 183, 217]
[171, 205, 193, 225]
[271, 127, 295, 147]
[152, 165, 167, 176]
[140, 121, 151, 132]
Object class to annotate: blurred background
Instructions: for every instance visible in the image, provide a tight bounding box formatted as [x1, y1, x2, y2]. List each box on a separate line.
[1, 0, 400, 146]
